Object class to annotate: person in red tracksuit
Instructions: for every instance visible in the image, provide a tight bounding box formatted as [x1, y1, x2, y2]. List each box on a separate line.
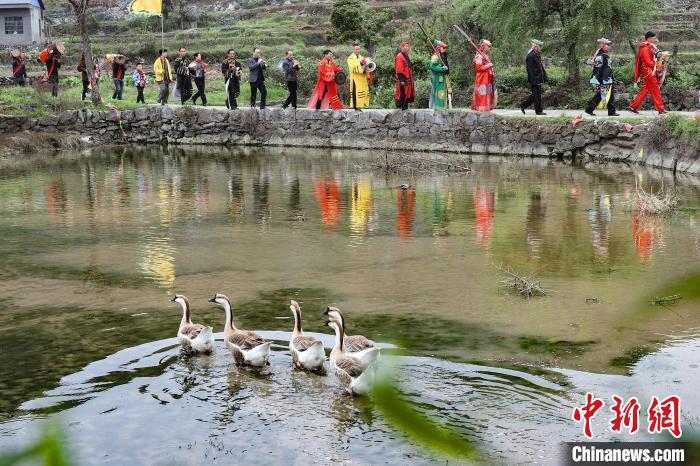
[629, 31, 665, 114]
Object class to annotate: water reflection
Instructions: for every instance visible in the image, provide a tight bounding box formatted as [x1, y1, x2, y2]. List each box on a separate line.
[474, 189, 495, 248]
[349, 178, 375, 238]
[396, 187, 416, 239]
[314, 178, 341, 231]
[632, 214, 664, 262]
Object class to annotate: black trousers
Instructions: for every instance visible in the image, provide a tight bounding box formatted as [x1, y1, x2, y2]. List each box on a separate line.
[315, 86, 328, 110]
[81, 80, 89, 100]
[283, 80, 297, 109]
[250, 81, 267, 108]
[225, 78, 239, 109]
[396, 83, 409, 110]
[521, 84, 543, 113]
[177, 75, 192, 104]
[192, 77, 207, 105]
[586, 87, 616, 115]
[49, 76, 59, 97]
[136, 86, 145, 104]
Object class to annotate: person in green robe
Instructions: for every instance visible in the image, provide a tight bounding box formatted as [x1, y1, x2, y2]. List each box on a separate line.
[429, 39, 450, 110]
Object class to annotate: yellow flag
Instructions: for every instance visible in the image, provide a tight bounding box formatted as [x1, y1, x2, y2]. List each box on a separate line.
[638, 148, 644, 159]
[129, 0, 162, 15]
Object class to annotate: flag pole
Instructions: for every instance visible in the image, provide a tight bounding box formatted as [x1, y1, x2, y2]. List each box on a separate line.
[160, 2, 164, 52]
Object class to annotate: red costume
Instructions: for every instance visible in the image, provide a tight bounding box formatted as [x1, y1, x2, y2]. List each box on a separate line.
[470, 48, 496, 112]
[307, 58, 343, 110]
[395, 44, 415, 109]
[630, 40, 664, 112]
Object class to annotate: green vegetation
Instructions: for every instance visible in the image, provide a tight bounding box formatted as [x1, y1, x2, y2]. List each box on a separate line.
[609, 345, 654, 368]
[0, 424, 71, 466]
[667, 114, 700, 149]
[372, 363, 477, 460]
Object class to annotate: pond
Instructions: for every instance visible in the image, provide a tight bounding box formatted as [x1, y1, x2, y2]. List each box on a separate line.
[0, 146, 698, 464]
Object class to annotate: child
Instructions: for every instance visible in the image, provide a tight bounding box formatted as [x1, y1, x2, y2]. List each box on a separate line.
[133, 62, 147, 104]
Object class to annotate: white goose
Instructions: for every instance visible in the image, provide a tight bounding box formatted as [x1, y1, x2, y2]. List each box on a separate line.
[323, 306, 379, 369]
[288, 300, 325, 371]
[172, 294, 214, 354]
[326, 318, 377, 395]
[209, 293, 271, 367]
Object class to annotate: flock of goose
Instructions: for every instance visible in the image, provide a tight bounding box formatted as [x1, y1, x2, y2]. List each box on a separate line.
[171, 294, 380, 395]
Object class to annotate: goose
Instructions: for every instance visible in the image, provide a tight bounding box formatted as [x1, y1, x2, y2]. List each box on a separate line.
[323, 306, 379, 369]
[171, 294, 214, 354]
[288, 300, 325, 371]
[209, 293, 271, 366]
[326, 318, 378, 395]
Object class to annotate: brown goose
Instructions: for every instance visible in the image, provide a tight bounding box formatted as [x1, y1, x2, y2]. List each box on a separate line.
[208, 293, 271, 366]
[326, 319, 377, 395]
[323, 306, 378, 368]
[288, 300, 325, 371]
[171, 294, 214, 354]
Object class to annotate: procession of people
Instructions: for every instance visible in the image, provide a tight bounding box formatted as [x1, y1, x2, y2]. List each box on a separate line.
[6, 31, 673, 115]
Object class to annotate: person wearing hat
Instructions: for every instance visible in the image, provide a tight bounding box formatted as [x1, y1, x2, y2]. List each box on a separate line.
[471, 39, 496, 112]
[307, 49, 344, 110]
[154, 49, 172, 105]
[347, 43, 372, 110]
[585, 38, 619, 116]
[46, 49, 61, 97]
[133, 62, 148, 104]
[11, 51, 27, 87]
[395, 41, 415, 110]
[428, 39, 450, 110]
[629, 31, 665, 114]
[520, 39, 547, 115]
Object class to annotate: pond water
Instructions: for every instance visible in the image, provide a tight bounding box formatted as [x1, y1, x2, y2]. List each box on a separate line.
[0, 146, 699, 464]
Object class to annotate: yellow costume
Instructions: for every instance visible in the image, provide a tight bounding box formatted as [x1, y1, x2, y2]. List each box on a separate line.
[347, 53, 371, 108]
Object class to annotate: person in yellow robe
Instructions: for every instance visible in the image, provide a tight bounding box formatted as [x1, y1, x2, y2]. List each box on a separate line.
[347, 44, 372, 110]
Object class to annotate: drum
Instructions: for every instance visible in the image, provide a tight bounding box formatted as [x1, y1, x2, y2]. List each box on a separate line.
[10, 49, 20, 58]
[335, 71, 347, 85]
[49, 41, 65, 55]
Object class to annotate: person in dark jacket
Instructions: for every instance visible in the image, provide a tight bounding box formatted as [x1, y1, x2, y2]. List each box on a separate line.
[585, 38, 620, 116]
[282, 50, 301, 108]
[12, 52, 27, 86]
[520, 39, 547, 115]
[247, 47, 267, 109]
[173, 47, 192, 104]
[190, 52, 207, 106]
[282, 50, 300, 109]
[46, 51, 61, 97]
[112, 56, 126, 100]
[221, 49, 242, 110]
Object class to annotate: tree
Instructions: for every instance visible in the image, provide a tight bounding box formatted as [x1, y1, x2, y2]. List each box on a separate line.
[327, 0, 394, 56]
[451, 0, 657, 86]
[67, 0, 100, 104]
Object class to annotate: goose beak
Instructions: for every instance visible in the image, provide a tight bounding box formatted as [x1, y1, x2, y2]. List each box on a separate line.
[171, 297, 177, 303]
[321, 306, 330, 316]
[208, 296, 217, 303]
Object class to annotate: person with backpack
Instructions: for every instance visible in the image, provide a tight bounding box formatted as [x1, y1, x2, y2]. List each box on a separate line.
[11, 51, 27, 87]
[585, 38, 620, 116]
[46, 50, 61, 97]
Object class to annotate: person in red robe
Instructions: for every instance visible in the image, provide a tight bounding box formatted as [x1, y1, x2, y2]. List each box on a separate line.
[307, 50, 344, 110]
[629, 31, 665, 114]
[395, 41, 415, 110]
[470, 39, 496, 112]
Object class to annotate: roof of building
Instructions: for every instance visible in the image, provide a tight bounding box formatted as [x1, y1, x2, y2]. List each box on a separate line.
[0, 0, 45, 10]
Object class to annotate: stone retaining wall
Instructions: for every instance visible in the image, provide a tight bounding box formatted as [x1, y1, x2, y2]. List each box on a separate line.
[0, 107, 698, 175]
